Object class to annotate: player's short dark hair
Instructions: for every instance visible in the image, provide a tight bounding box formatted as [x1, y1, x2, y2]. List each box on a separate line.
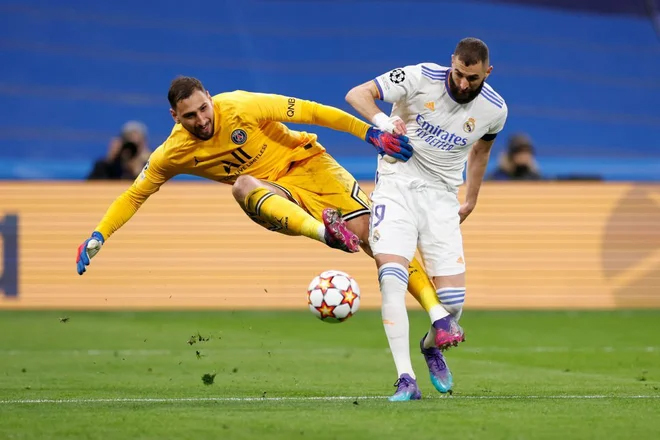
[168, 76, 206, 109]
[454, 37, 489, 66]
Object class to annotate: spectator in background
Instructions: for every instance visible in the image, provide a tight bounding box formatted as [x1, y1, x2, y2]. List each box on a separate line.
[88, 121, 151, 180]
[488, 133, 542, 181]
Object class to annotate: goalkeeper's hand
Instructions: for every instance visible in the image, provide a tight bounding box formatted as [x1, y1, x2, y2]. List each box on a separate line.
[76, 231, 104, 275]
[365, 127, 413, 162]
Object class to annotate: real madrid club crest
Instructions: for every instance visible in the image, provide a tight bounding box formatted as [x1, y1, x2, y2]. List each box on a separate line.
[231, 129, 247, 145]
[463, 117, 476, 133]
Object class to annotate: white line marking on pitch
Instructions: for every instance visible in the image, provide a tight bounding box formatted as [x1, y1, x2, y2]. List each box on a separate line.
[1, 346, 658, 356]
[1, 395, 659, 404]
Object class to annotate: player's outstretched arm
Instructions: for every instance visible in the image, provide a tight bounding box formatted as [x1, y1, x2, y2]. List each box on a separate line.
[76, 185, 152, 275]
[250, 92, 369, 140]
[460, 138, 495, 224]
[248, 91, 411, 160]
[76, 148, 172, 275]
[345, 81, 406, 135]
[292, 91, 412, 161]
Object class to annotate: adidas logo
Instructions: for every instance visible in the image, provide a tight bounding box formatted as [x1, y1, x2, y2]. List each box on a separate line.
[456, 256, 464, 264]
[424, 101, 435, 111]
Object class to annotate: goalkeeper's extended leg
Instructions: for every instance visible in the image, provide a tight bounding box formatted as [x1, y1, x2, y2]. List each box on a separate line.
[407, 258, 452, 324]
[233, 176, 359, 253]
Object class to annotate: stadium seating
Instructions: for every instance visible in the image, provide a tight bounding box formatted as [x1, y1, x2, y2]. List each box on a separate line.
[1, 0, 658, 180]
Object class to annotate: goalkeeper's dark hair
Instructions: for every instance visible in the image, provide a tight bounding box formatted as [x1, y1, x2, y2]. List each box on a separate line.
[454, 37, 489, 67]
[168, 76, 206, 109]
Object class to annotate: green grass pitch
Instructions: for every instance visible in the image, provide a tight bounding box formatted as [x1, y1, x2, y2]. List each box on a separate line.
[0, 310, 659, 439]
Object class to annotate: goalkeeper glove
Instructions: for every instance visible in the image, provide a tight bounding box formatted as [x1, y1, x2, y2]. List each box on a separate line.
[365, 127, 413, 162]
[371, 113, 407, 163]
[76, 231, 104, 275]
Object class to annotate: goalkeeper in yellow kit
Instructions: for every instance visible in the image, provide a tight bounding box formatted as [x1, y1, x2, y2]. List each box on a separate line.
[75, 76, 445, 336]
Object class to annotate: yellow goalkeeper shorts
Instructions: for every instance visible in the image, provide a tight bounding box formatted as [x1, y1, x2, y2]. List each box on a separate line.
[268, 152, 371, 222]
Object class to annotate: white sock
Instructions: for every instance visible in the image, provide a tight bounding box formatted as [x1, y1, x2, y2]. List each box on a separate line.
[437, 287, 466, 320]
[317, 225, 326, 243]
[429, 304, 450, 323]
[423, 287, 466, 349]
[379, 262, 415, 379]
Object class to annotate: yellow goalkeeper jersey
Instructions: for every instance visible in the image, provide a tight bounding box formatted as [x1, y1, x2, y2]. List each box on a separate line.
[95, 91, 370, 239]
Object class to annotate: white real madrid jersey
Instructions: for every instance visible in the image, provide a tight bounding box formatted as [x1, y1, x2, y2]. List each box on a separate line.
[374, 63, 508, 189]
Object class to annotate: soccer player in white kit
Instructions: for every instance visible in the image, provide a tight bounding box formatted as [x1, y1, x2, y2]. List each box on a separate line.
[346, 38, 508, 401]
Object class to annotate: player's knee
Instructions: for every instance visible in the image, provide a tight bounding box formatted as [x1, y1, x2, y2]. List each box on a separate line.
[437, 287, 465, 318]
[231, 175, 260, 205]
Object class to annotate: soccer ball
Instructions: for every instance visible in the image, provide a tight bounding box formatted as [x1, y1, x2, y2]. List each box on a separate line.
[307, 270, 360, 323]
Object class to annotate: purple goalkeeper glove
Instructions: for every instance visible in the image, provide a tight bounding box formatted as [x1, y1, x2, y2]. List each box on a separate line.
[365, 127, 413, 162]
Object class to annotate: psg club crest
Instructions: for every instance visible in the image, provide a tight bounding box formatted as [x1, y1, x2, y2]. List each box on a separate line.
[389, 68, 406, 84]
[231, 129, 247, 145]
[463, 117, 476, 133]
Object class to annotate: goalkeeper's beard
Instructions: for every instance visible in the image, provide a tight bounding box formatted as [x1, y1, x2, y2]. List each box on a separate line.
[191, 120, 215, 140]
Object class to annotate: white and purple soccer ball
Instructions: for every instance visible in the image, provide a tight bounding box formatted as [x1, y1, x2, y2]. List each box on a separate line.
[307, 270, 360, 323]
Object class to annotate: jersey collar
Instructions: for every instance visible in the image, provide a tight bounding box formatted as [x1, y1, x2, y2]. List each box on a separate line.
[444, 70, 460, 104]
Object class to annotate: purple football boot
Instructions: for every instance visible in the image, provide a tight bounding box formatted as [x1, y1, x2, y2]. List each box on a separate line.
[388, 373, 422, 402]
[420, 335, 453, 394]
[433, 315, 465, 351]
[322, 208, 360, 253]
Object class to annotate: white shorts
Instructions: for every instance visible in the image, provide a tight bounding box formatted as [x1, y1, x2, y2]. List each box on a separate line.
[368, 174, 466, 277]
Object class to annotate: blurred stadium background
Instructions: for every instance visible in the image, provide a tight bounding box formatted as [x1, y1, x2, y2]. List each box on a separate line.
[1, 0, 659, 181]
[1, 1, 660, 438]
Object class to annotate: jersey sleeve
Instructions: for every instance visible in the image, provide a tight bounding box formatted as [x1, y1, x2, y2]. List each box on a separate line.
[486, 104, 509, 136]
[94, 145, 175, 239]
[243, 92, 369, 140]
[373, 65, 422, 104]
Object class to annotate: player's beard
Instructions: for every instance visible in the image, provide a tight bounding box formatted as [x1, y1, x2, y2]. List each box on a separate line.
[194, 121, 214, 141]
[448, 74, 484, 104]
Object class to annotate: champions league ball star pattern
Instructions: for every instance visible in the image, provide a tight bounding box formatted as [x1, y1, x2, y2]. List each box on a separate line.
[307, 270, 361, 323]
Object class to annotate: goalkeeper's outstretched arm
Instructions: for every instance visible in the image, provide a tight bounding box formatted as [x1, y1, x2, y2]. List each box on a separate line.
[246, 91, 411, 158]
[76, 147, 172, 275]
[248, 92, 370, 141]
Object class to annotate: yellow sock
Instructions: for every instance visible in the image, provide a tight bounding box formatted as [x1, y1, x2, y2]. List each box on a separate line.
[244, 187, 324, 241]
[408, 258, 442, 312]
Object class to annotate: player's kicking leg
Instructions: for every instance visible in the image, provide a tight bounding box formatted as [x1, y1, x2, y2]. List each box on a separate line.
[232, 175, 359, 253]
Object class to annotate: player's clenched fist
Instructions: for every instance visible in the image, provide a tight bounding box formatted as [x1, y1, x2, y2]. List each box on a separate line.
[365, 127, 413, 162]
[76, 231, 104, 275]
